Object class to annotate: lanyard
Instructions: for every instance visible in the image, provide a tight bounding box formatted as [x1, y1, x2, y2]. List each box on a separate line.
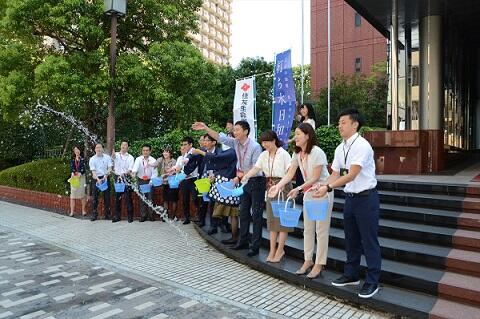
[119, 153, 128, 172]
[236, 139, 250, 171]
[299, 151, 312, 192]
[343, 134, 360, 166]
[268, 150, 277, 177]
[142, 158, 150, 177]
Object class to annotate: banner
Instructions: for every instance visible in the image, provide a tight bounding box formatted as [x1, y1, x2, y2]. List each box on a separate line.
[233, 77, 256, 139]
[272, 49, 296, 146]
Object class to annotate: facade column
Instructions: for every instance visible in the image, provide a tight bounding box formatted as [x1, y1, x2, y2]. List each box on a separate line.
[390, 0, 399, 130]
[419, 6, 443, 130]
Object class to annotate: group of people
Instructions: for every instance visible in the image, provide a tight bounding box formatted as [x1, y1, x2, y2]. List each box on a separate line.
[68, 105, 381, 299]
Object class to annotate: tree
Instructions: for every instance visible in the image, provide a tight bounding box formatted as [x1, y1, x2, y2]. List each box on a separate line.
[315, 61, 388, 128]
[292, 64, 311, 103]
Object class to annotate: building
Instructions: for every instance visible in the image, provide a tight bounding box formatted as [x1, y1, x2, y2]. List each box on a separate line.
[311, 0, 387, 96]
[191, 0, 232, 65]
[313, 0, 480, 174]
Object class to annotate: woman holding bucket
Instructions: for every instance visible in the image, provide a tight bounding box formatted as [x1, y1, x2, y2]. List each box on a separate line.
[69, 145, 87, 217]
[242, 130, 292, 263]
[268, 123, 333, 278]
[151, 146, 178, 220]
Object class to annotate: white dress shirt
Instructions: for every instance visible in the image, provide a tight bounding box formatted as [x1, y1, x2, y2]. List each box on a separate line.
[331, 132, 377, 193]
[89, 154, 112, 177]
[113, 152, 134, 176]
[132, 156, 158, 179]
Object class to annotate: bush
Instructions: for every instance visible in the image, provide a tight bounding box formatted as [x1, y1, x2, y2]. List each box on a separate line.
[0, 158, 70, 195]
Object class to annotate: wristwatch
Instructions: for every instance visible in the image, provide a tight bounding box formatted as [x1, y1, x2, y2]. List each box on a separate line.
[296, 186, 304, 193]
[326, 184, 333, 192]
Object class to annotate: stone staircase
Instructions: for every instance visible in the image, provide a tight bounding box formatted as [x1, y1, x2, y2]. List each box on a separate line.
[196, 180, 480, 318]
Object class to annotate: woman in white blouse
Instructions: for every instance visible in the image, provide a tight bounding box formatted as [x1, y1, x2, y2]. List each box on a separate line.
[299, 103, 316, 129]
[268, 123, 333, 279]
[243, 130, 292, 263]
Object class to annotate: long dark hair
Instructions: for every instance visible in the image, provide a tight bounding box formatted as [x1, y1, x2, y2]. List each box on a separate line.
[259, 130, 283, 148]
[71, 145, 83, 159]
[300, 103, 316, 123]
[294, 123, 317, 154]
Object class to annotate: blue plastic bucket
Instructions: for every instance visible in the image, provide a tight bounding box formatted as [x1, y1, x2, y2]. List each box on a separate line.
[279, 198, 302, 227]
[271, 200, 292, 218]
[151, 177, 162, 187]
[304, 198, 329, 221]
[168, 173, 186, 189]
[139, 183, 151, 193]
[96, 179, 108, 191]
[202, 193, 210, 202]
[217, 181, 234, 198]
[231, 184, 245, 197]
[114, 182, 125, 193]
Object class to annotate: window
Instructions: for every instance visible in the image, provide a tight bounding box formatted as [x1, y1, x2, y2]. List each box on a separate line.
[355, 57, 362, 73]
[355, 13, 361, 27]
[411, 66, 419, 86]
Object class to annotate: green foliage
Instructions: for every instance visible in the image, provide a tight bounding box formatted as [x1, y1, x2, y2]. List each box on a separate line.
[0, 158, 69, 195]
[292, 64, 311, 103]
[315, 61, 388, 128]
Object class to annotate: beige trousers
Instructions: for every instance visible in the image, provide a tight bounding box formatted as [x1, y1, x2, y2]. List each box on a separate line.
[303, 191, 334, 265]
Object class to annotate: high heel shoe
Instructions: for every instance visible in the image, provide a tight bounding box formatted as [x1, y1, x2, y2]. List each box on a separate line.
[295, 262, 314, 275]
[69, 213, 74, 217]
[306, 266, 323, 279]
[271, 252, 285, 263]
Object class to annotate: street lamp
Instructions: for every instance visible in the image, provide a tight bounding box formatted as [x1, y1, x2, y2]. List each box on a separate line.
[104, 0, 126, 153]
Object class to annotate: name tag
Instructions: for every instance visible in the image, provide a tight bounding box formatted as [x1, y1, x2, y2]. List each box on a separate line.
[340, 168, 349, 176]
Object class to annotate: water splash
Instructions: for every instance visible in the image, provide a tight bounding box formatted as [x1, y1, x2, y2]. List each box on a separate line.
[36, 100, 194, 247]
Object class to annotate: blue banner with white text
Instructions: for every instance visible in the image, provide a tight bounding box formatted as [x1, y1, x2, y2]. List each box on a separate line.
[272, 50, 296, 146]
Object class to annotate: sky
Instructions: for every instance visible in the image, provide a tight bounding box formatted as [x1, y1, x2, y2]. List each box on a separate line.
[230, 0, 311, 67]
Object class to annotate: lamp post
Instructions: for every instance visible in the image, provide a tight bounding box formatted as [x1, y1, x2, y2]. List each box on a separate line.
[104, 0, 126, 153]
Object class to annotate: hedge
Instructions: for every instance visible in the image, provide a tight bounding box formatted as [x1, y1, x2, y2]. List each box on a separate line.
[0, 158, 70, 195]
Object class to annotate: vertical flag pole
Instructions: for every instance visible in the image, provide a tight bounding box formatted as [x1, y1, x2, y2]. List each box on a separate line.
[301, 0, 305, 104]
[271, 54, 277, 130]
[253, 75, 257, 139]
[327, 0, 331, 126]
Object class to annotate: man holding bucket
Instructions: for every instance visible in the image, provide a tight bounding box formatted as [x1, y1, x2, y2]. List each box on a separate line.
[313, 108, 381, 299]
[192, 120, 264, 257]
[89, 143, 112, 221]
[111, 140, 135, 223]
[132, 144, 158, 222]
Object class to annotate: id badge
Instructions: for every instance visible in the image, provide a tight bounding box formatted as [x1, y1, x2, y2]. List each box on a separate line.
[142, 175, 148, 181]
[236, 170, 244, 180]
[340, 168, 349, 176]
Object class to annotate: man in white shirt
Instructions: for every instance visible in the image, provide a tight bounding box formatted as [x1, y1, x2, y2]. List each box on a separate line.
[111, 140, 135, 223]
[132, 143, 158, 222]
[89, 143, 113, 221]
[313, 108, 381, 299]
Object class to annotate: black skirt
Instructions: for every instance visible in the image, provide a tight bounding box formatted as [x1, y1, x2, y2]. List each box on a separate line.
[162, 184, 179, 202]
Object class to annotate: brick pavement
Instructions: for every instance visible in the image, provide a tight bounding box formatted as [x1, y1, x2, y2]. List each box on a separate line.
[0, 201, 388, 319]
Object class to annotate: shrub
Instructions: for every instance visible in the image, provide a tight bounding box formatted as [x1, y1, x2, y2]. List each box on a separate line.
[0, 158, 70, 195]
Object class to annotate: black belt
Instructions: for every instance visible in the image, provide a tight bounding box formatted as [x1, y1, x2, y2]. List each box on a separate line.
[344, 188, 376, 197]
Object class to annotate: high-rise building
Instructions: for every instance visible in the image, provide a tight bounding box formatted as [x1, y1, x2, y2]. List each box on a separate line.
[192, 0, 232, 65]
[311, 0, 387, 96]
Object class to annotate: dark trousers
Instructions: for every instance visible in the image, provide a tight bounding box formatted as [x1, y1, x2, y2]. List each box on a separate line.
[92, 176, 110, 218]
[138, 179, 153, 220]
[343, 189, 381, 285]
[238, 176, 266, 250]
[199, 199, 214, 226]
[181, 178, 198, 221]
[115, 178, 133, 221]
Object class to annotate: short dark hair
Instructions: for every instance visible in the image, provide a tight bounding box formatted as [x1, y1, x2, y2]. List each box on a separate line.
[235, 120, 250, 135]
[226, 119, 234, 124]
[182, 136, 194, 145]
[163, 146, 172, 155]
[142, 143, 152, 150]
[203, 133, 217, 144]
[337, 108, 364, 131]
[294, 123, 317, 154]
[300, 103, 316, 123]
[120, 139, 129, 145]
[259, 130, 283, 148]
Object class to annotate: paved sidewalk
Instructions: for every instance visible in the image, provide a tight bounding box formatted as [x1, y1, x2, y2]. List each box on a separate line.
[0, 201, 388, 319]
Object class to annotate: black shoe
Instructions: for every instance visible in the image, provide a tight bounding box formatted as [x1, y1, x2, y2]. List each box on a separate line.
[231, 243, 249, 250]
[112, 218, 120, 223]
[221, 238, 237, 245]
[331, 275, 360, 287]
[183, 220, 191, 225]
[139, 218, 146, 222]
[90, 216, 97, 221]
[198, 222, 205, 227]
[358, 283, 379, 298]
[207, 228, 218, 235]
[247, 249, 259, 257]
[128, 219, 133, 223]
